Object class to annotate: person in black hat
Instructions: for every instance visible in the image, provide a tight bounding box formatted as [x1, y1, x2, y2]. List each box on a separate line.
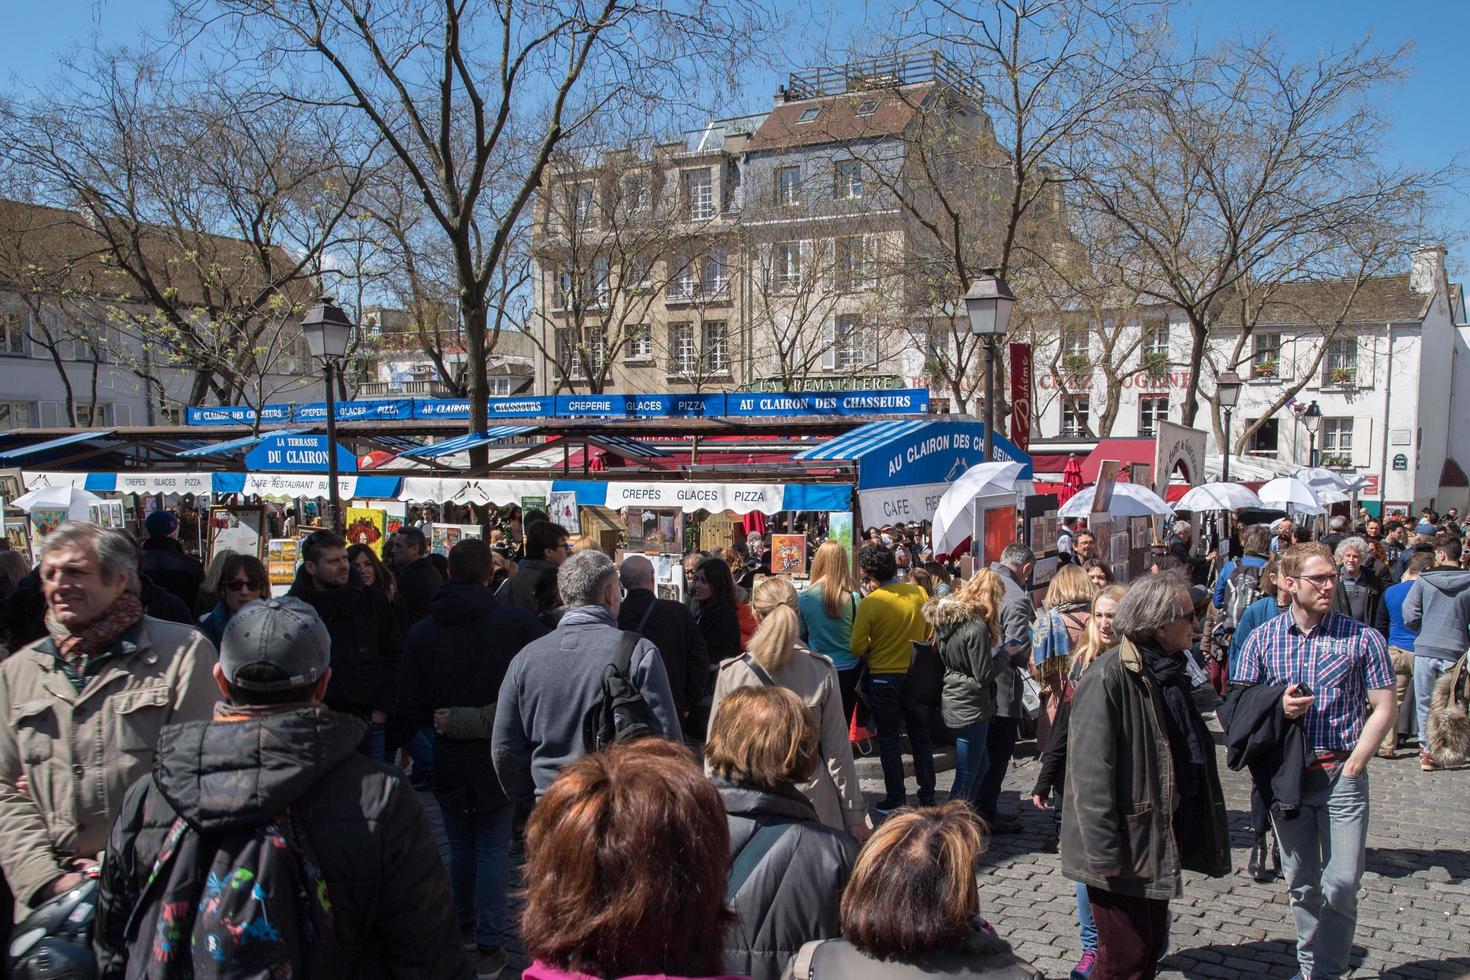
[138, 510, 204, 610]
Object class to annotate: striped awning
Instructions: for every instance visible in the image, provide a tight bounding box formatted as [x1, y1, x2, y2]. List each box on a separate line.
[790, 419, 930, 461]
[587, 434, 673, 459]
[175, 428, 308, 458]
[398, 426, 537, 459]
[0, 429, 117, 461]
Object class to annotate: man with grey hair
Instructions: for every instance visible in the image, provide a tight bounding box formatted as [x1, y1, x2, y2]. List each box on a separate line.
[617, 554, 708, 718]
[1324, 514, 1349, 553]
[975, 541, 1036, 833]
[1062, 573, 1230, 978]
[0, 522, 217, 915]
[1331, 535, 1386, 639]
[492, 550, 680, 803]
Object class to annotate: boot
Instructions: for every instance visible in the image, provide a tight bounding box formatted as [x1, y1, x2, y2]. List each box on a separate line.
[1270, 836, 1282, 880]
[1248, 833, 1271, 883]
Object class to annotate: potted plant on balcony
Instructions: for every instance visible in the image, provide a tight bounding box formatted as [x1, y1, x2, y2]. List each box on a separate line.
[1329, 366, 1355, 386]
[1320, 453, 1353, 468]
[1253, 356, 1278, 378]
[1141, 350, 1169, 378]
[1063, 352, 1091, 376]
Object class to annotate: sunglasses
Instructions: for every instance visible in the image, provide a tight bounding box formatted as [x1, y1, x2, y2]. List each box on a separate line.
[223, 579, 263, 592]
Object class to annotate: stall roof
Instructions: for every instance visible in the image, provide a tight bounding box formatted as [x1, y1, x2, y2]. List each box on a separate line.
[0, 429, 117, 461]
[175, 428, 309, 458]
[399, 426, 538, 459]
[1081, 438, 1156, 483]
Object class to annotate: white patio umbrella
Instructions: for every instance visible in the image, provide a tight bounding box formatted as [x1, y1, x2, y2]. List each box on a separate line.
[1174, 482, 1265, 513]
[1294, 466, 1367, 493]
[11, 484, 104, 521]
[1058, 482, 1173, 520]
[930, 460, 1027, 556]
[1257, 477, 1326, 516]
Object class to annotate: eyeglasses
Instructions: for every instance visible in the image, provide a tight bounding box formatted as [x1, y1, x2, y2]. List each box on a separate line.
[1293, 572, 1337, 588]
[223, 579, 262, 592]
[1169, 609, 1197, 624]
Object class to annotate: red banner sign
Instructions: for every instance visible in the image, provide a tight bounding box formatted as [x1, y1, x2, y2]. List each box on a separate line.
[1009, 342, 1033, 450]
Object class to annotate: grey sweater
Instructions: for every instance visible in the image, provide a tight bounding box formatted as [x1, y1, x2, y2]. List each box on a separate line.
[492, 605, 681, 803]
[1402, 568, 1470, 661]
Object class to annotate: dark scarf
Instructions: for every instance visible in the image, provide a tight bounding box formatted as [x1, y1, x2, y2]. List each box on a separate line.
[1139, 640, 1207, 797]
[46, 590, 144, 676]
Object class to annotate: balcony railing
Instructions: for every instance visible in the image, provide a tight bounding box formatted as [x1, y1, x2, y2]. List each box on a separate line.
[357, 380, 459, 398]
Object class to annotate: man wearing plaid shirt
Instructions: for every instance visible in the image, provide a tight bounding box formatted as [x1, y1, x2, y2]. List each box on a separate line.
[1235, 542, 1396, 980]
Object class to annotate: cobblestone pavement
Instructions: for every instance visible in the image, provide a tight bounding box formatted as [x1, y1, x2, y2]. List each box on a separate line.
[856, 736, 1470, 980]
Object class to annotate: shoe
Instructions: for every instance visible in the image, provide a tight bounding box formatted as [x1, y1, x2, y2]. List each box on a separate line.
[475, 946, 508, 979]
[874, 796, 908, 814]
[1070, 949, 1098, 979]
[1248, 833, 1271, 882]
[1043, 835, 1060, 854]
[461, 923, 477, 951]
[1271, 838, 1282, 879]
[1377, 745, 1395, 759]
[1421, 750, 1440, 772]
[917, 797, 937, 808]
[987, 814, 1023, 834]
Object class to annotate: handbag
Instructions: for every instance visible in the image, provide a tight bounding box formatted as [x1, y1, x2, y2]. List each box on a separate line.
[902, 639, 944, 707]
[1019, 668, 1042, 718]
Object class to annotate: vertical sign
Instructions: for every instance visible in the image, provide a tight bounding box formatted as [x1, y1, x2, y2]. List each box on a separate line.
[1008, 342, 1033, 451]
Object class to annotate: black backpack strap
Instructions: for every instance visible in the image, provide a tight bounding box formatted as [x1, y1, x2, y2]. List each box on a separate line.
[124, 815, 193, 945]
[614, 629, 642, 674]
[635, 600, 657, 635]
[725, 820, 795, 901]
[740, 651, 777, 687]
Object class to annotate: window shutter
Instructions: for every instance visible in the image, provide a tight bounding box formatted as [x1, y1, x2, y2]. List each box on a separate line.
[1351, 417, 1373, 468]
[39, 401, 60, 427]
[820, 318, 837, 371]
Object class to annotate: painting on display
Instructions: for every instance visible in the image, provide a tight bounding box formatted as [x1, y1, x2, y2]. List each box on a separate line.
[625, 508, 682, 553]
[209, 506, 265, 560]
[519, 495, 547, 519]
[31, 507, 68, 541]
[430, 523, 483, 556]
[825, 512, 853, 564]
[6, 520, 30, 559]
[548, 491, 580, 534]
[345, 507, 387, 556]
[266, 538, 299, 586]
[87, 500, 126, 531]
[375, 500, 408, 536]
[770, 534, 809, 576]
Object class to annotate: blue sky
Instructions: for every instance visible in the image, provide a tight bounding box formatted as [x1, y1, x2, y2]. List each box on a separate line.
[5, 0, 1466, 269]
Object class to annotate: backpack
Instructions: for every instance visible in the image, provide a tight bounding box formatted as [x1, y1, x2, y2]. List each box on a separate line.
[581, 630, 658, 752]
[125, 806, 338, 979]
[1213, 562, 1265, 646]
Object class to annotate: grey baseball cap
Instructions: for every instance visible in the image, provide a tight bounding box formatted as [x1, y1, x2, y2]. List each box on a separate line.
[218, 597, 331, 692]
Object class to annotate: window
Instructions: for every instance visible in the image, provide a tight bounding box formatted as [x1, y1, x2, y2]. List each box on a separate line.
[589, 256, 610, 308]
[74, 403, 109, 427]
[701, 320, 729, 374]
[551, 262, 574, 311]
[0, 401, 32, 428]
[833, 315, 870, 371]
[570, 183, 595, 225]
[1062, 395, 1090, 437]
[557, 327, 605, 380]
[700, 247, 729, 298]
[1325, 336, 1357, 386]
[556, 328, 584, 380]
[1138, 394, 1169, 437]
[0, 312, 25, 355]
[623, 174, 649, 215]
[155, 404, 181, 426]
[667, 253, 696, 301]
[1322, 418, 1354, 455]
[630, 253, 654, 291]
[775, 166, 801, 207]
[1252, 331, 1283, 377]
[834, 159, 862, 200]
[855, 99, 878, 116]
[835, 235, 875, 290]
[772, 242, 801, 291]
[683, 168, 714, 220]
[1247, 418, 1279, 457]
[796, 106, 821, 123]
[1062, 328, 1088, 358]
[487, 377, 513, 397]
[668, 322, 697, 374]
[1141, 320, 1169, 356]
[67, 324, 108, 363]
[625, 323, 653, 361]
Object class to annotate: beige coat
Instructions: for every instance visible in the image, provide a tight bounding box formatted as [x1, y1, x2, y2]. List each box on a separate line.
[0, 616, 217, 910]
[709, 645, 868, 833]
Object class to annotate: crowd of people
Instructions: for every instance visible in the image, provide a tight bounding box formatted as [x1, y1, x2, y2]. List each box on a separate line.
[0, 500, 1461, 980]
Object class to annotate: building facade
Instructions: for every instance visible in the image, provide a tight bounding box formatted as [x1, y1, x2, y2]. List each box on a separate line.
[359, 304, 535, 400]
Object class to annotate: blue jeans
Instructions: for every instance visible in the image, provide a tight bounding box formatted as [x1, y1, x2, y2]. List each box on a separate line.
[438, 793, 515, 950]
[360, 720, 386, 761]
[1076, 882, 1097, 952]
[1413, 656, 1453, 738]
[1272, 767, 1370, 980]
[948, 718, 990, 808]
[406, 727, 434, 775]
[866, 674, 936, 803]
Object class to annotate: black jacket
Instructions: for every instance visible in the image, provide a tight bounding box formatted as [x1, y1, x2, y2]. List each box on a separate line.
[1032, 697, 1073, 801]
[1332, 571, 1386, 638]
[139, 538, 205, 611]
[397, 581, 547, 806]
[618, 588, 710, 713]
[94, 704, 468, 979]
[718, 779, 857, 980]
[695, 600, 742, 665]
[395, 556, 445, 628]
[505, 557, 561, 622]
[1218, 682, 1306, 818]
[288, 568, 403, 716]
[138, 575, 194, 627]
[1, 572, 190, 655]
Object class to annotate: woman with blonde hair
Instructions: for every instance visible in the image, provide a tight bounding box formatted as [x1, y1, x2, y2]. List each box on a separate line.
[711, 575, 870, 839]
[798, 540, 864, 725]
[1029, 564, 1096, 750]
[922, 569, 1006, 812]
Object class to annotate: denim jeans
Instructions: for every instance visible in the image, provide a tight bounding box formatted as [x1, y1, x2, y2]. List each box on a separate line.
[360, 720, 386, 761]
[948, 718, 990, 808]
[1272, 767, 1370, 980]
[1076, 881, 1097, 952]
[1413, 656, 1453, 739]
[437, 793, 515, 950]
[866, 674, 936, 803]
[405, 726, 434, 775]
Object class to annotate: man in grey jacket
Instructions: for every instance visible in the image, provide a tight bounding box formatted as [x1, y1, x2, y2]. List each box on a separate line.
[974, 542, 1035, 833]
[1401, 536, 1470, 771]
[492, 550, 681, 803]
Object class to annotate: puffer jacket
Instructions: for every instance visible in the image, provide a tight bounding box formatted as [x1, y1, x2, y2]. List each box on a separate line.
[923, 594, 1004, 729]
[783, 926, 1043, 979]
[0, 617, 218, 909]
[288, 567, 403, 717]
[717, 779, 857, 980]
[1060, 638, 1230, 901]
[139, 538, 204, 611]
[93, 703, 467, 979]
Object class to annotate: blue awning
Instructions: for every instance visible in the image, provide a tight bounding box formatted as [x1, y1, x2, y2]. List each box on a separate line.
[399, 426, 537, 459]
[792, 419, 931, 462]
[792, 417, 1032, 488]
[588, 434, 673, 459]
[176, 428, 308, 458]
[0, 430, 117, 461]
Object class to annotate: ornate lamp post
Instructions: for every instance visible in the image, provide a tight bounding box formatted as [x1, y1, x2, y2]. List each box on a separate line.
[300, 296, 354, 532]
[1217, 371, 1242, 483]
[963, 269, 1016, 462]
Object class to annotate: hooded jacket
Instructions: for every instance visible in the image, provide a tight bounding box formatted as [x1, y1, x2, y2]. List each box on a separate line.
[1402, 568, 1470, 661]
[395, 555, 445, 628]
[716, 780, 857, 980]
[93, 704, 468, 979]
[288, 567, 403, 716]
[988, 563, 1034, 720]
[923, 593, 1004, 729]
[398, 581, 548, 806]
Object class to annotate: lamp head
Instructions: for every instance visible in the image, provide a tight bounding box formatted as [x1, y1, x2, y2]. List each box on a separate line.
[301, 296, 354, 360]
[963, 268, 1015, 338]
[1216, 371, 1242, 409]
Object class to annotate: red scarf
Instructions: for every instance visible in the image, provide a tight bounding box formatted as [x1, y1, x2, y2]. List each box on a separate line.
[46, 591, 144, 675]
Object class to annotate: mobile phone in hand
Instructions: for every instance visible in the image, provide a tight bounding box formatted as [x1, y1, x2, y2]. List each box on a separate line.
[1293, 681, 1313, 697]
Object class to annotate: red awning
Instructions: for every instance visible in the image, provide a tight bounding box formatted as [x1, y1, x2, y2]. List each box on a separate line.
[1082, 438, 1157, 483]
[1441, 457, 1468, 488]
[1027, 452, 1074, 476]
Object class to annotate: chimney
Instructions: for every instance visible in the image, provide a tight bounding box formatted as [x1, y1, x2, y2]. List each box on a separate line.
[1410, 244, 1446, 294]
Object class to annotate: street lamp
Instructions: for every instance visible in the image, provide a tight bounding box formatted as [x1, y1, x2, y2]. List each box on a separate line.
[1217, 371, 1243, 483]
[1302, 400, 1322, 468]
[301, 296, 354, 533]
[963, 268, 1016, 463]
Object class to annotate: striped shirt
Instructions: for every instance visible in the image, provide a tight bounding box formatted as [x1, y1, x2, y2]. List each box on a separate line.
[1234, 609, 1394, 753]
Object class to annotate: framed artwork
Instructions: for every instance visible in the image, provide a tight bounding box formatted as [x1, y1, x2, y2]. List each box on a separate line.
[770, 533, 808, 576]
[345, 507, 387, 556]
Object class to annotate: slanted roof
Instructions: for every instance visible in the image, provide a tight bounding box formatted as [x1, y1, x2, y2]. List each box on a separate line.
[1215, 275, 1432, 328]
[746, 87, 929, 152]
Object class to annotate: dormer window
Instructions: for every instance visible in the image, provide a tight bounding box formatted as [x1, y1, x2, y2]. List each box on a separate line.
[796, 106, 820, 123]
[855, 100, 878, 116]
